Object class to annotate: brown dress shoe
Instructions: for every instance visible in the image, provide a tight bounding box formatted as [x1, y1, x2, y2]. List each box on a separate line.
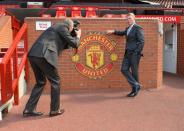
[49, 109, 65, 117]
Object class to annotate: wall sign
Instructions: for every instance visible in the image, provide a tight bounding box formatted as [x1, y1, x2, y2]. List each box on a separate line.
[27, 2, 43, 8]
[136, 15, 181, 23]
[36, 21, 51, 30]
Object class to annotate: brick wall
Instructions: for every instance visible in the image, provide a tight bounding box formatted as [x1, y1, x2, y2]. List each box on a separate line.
[177, 16, 184, 76]
[25, 17, 163, 92]
[0, 16, 13, 48]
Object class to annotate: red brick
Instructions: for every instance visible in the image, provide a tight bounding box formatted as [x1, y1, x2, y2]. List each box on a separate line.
[25, 18, 163, 92]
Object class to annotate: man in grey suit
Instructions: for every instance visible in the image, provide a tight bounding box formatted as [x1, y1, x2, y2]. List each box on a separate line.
[23, 18, 81, 117]
[107, 13, 144, 97]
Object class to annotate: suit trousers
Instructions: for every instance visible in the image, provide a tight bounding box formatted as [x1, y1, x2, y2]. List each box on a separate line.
[25, 56, 60, 112]
[121, 51, 141, 91]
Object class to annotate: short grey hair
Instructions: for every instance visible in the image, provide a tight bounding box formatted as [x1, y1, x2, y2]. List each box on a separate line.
[63, 18, 73, 27]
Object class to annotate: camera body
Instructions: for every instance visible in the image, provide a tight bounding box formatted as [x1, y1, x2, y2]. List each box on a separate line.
[66, 20, 81, 50]
[71, 20, 80, 37]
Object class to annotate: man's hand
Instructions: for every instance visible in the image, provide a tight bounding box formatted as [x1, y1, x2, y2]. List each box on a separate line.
[75, 29, 81, 39]
[106, 30, 115, 35]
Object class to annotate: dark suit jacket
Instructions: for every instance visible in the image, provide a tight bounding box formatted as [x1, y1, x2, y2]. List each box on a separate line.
[114, 24, 144, 54]
[28, 23, 80, 68]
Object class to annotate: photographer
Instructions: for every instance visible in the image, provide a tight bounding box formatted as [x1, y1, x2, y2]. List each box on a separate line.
[23, 18, 81, 117]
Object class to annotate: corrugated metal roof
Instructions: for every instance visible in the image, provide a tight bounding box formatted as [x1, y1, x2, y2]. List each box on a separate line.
[141, 0, 184, 8]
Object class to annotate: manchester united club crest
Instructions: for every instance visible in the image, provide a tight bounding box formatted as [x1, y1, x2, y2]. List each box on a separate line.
[71, 32, 118, 79]
[86, 45, 104, 70]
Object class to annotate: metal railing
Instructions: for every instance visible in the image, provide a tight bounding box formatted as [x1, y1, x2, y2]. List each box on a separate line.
[0, 23, 28, 105]
[5, 10, 21, 39]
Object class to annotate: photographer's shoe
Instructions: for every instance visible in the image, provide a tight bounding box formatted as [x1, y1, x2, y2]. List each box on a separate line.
[49, 109, 65, 117]
[23, 110, 43, 117]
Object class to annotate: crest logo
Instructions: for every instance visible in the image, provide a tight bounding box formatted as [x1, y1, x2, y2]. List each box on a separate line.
[72, 32, 118, 79]
[86, 45, 104, 70]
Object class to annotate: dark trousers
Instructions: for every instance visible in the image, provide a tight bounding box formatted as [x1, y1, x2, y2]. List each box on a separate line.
[121, 51, 141, 92]
[25, 56, 60, 112]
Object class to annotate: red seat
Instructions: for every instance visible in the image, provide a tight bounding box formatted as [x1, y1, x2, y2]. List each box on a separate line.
[55, 7, 66, 18]
[71, 7, 82, 18]
[86, 7, 97, 18]
[56, 11, 66, 18]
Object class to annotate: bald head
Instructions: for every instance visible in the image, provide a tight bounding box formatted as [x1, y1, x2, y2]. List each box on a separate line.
[64, 18, 74, 32]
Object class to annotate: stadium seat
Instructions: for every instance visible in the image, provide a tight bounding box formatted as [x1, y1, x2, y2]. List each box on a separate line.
[71, 7, 82, 17]
[86, 7, 97, 18]
[55, 7, 66, 18]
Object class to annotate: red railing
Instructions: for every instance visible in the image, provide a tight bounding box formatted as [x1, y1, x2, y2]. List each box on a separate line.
[0, 23, 28, 105]
[11, 16, 21, 39]
[5, 10, 21, 39]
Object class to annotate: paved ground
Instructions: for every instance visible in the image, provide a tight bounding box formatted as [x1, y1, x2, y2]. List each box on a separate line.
[0, 73, 184, 131]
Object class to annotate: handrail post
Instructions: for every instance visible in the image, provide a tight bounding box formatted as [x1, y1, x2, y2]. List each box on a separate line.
[0, 63, 7, 104]
[7, 61, 13, 100]
[24, 27, 29, 81]
[13, 48, 19, 105]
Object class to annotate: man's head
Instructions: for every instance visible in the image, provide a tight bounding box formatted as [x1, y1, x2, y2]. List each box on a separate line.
[126, 13, 136, 26]
[64, 18, 74, 32]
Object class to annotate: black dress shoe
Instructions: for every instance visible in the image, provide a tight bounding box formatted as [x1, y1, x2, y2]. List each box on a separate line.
[126, 91, 135, 97]
[23, 110, 43, 117]
[126, 89, 135, 97]
[49, 109, 65, 117]
[127, 86, 141, 97]
[133, 86, 141, 97]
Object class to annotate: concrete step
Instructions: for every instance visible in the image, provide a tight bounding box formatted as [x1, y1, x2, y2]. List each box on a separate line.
[0, 69, 26, 120]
